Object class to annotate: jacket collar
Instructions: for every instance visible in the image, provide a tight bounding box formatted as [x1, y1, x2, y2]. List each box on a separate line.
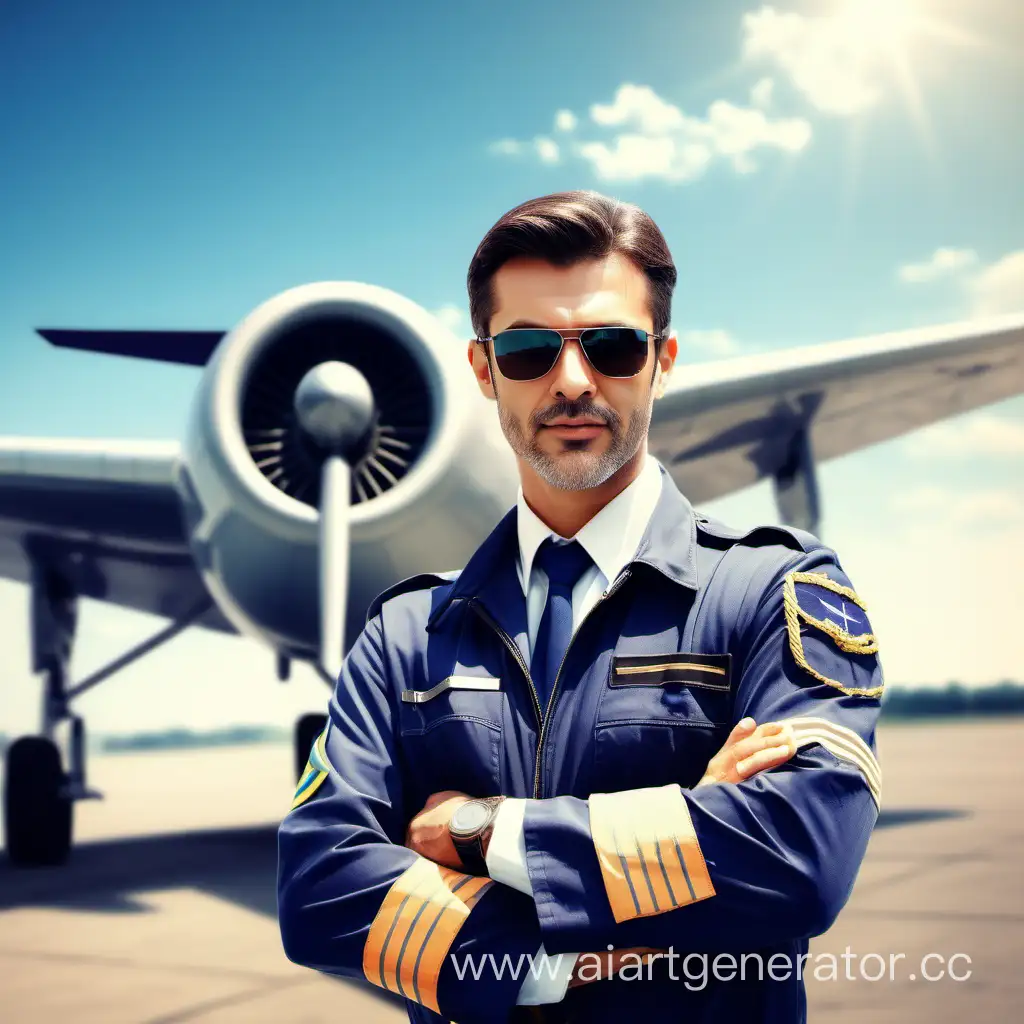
[426, 461, 699, 633]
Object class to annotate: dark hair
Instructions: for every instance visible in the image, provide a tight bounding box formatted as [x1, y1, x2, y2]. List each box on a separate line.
[467, 190, 677, 340]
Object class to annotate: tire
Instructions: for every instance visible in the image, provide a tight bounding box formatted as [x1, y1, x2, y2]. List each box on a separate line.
[294, 713, 328, 782]
[3, 736, 73, 866]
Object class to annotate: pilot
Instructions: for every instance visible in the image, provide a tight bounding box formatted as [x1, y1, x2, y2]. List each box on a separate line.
[277, 191, 882, 1023]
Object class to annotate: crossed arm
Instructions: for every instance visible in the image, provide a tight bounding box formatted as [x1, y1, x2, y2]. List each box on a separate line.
[403, 718, 804, 990]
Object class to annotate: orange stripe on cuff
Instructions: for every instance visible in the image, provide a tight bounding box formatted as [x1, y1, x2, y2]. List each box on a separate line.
[412, 875, 493, 1014]
[658, 793, 715, 904]
[590, 786, 715, 923]
[589, 798, 642, 922]
[363, 858, 437, 989]
[362, 859, 492, 1015]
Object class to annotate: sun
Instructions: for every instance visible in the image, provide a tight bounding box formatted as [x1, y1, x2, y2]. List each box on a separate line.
[837, 0, 918, 48]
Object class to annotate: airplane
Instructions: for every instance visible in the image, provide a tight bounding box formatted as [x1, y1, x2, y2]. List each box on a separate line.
[1, 280, 1022, 867]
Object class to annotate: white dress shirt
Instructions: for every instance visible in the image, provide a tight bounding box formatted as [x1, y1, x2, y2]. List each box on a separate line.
[486, 452, 665, 1005]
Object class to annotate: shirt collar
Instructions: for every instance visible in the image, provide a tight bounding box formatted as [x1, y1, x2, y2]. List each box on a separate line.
[426, 459, 699, 632]
[515, 452, 664, 594]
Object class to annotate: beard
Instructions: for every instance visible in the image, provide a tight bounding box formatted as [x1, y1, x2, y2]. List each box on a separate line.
[497, 391, 652, 491]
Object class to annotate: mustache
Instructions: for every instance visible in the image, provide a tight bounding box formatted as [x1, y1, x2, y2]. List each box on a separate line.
[532, 399, 619, 431]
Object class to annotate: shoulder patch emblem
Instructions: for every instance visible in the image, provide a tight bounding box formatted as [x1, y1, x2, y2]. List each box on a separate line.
[290, 723, 332, 810]
[783, 570, 882, 698]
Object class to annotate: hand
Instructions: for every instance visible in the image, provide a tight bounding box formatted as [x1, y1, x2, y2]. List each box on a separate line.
[404, 790, 473, 870]
[696, 718, 797, 788]
[568, 947, 666, 988]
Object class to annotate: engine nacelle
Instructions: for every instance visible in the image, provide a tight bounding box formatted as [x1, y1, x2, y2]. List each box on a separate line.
[176, 282, 516, 658]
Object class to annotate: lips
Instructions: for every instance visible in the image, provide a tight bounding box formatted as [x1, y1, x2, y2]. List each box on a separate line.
[543, 422, 607, 440]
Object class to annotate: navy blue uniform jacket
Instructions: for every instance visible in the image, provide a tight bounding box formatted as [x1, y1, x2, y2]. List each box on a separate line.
[277, 464, 882, 1023]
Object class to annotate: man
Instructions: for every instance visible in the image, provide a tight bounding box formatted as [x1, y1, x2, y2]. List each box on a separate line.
[277, 191, 882, 1023]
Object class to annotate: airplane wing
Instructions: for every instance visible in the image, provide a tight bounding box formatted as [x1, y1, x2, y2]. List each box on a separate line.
[2, 308, 1022, 632]
[0, 437, 235, 632]
[650, 312, 1024, 517]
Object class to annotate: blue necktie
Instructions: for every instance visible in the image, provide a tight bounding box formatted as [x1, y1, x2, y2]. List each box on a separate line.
[530, 538, 593, 713]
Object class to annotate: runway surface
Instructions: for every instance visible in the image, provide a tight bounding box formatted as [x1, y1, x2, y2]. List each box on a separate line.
[1, 717, 1021, 1023]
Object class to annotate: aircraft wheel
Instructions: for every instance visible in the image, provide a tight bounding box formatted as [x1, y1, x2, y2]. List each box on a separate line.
[295, 713, 328, 781]
[3, 736, 73, 866]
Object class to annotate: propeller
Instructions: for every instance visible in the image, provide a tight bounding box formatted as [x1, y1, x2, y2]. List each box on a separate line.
[293, 361, 376, 682]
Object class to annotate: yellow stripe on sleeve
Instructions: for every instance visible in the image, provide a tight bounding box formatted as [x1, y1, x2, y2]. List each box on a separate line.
[590, 785, 715, 923]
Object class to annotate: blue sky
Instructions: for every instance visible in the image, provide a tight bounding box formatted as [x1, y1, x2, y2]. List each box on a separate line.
[1, 0, 1022, 735]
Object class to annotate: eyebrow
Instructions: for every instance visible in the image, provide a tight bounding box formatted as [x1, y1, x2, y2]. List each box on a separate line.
[498, 319, 639, 331]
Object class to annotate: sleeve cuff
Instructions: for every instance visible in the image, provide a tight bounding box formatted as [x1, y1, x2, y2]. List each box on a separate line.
[516, 945, 579, 1005]
[485, 797, 533, 895]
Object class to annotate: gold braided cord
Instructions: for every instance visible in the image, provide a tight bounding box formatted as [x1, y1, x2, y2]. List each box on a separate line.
[783, 571, 883, 698]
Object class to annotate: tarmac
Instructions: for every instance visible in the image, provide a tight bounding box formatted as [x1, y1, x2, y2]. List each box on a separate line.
[0, 717, 1021, 1023]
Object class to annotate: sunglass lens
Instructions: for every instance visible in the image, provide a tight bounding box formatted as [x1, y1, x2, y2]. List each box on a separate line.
[581, 328, 649, 377]
[493, 330, 562, 380]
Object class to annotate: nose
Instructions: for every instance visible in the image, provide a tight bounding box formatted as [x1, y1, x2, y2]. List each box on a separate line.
[550, 338, 595, 399]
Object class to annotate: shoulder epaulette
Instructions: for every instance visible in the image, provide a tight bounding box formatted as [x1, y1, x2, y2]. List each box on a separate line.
[365, 570, 461, 625]
[695, 514, 819, 553]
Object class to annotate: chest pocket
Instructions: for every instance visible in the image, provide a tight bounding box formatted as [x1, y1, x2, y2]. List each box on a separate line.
[398, 674, 505, 800]
[592, 652, 732, 792]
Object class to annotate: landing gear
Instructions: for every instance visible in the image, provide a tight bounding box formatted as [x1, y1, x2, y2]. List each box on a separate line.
[2, 564, 209, 867]
[3, 737, 72, 866]
[295, 712, 328, 781]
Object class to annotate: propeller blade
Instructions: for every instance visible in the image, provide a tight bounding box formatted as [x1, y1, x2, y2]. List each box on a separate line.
[318, 455, 350, 682]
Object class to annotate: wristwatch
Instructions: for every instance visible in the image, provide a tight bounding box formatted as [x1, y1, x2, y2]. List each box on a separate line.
[449, 796, 505, 875]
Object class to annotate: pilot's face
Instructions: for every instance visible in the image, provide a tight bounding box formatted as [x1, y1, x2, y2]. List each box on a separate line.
[468, 252, 676, 491]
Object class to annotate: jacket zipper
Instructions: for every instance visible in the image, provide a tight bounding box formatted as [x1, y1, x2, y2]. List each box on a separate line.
[468, 568, 633, 798]
[531, 568, 632, 798]
[468, 599, 544, 729]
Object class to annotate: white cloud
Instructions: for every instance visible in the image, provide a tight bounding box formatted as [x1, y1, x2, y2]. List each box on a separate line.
[488, 138, 522, 156]
[704, 98, 811, 166]
[897, 247, 979, 284]
[576, 133, 711, 184]
[742, 4, 886, 116]
[969, 250, 1024, 316]
[591, 83, 687, 134]
[495, 83, 811, 185]
[904, 414, 1024, 458]
[750, 76, 775, 109]
[430, 304, 468, 334]
[893, 245, 1024, 317]
[679, 328, 741, 358]
[534, 136, 561, 164]
[554, 109, 577, 132]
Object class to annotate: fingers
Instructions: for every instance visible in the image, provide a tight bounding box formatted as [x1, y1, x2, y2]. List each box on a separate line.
[729, 723, 794, 765]
[724, 717, 757, 745]
[735, 743, 796, 780]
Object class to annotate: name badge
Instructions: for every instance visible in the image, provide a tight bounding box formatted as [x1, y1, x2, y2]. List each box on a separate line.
[610, 652, 731, 690]
[401, 675, 501, 704]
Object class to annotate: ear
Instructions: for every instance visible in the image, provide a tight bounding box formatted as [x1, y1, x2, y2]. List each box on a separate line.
[653, 333, 678, 399]
[467, 339, 496, 400]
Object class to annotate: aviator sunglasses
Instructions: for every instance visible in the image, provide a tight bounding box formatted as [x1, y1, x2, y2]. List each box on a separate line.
[476, 326, 661, 381]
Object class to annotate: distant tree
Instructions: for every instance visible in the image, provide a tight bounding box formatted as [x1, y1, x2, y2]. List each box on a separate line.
[99, 725, 288, 754]
[881, 681, 1024, 718]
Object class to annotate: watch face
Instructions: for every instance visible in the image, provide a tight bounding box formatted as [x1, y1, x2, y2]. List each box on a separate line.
[452, 800, 490, 835]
